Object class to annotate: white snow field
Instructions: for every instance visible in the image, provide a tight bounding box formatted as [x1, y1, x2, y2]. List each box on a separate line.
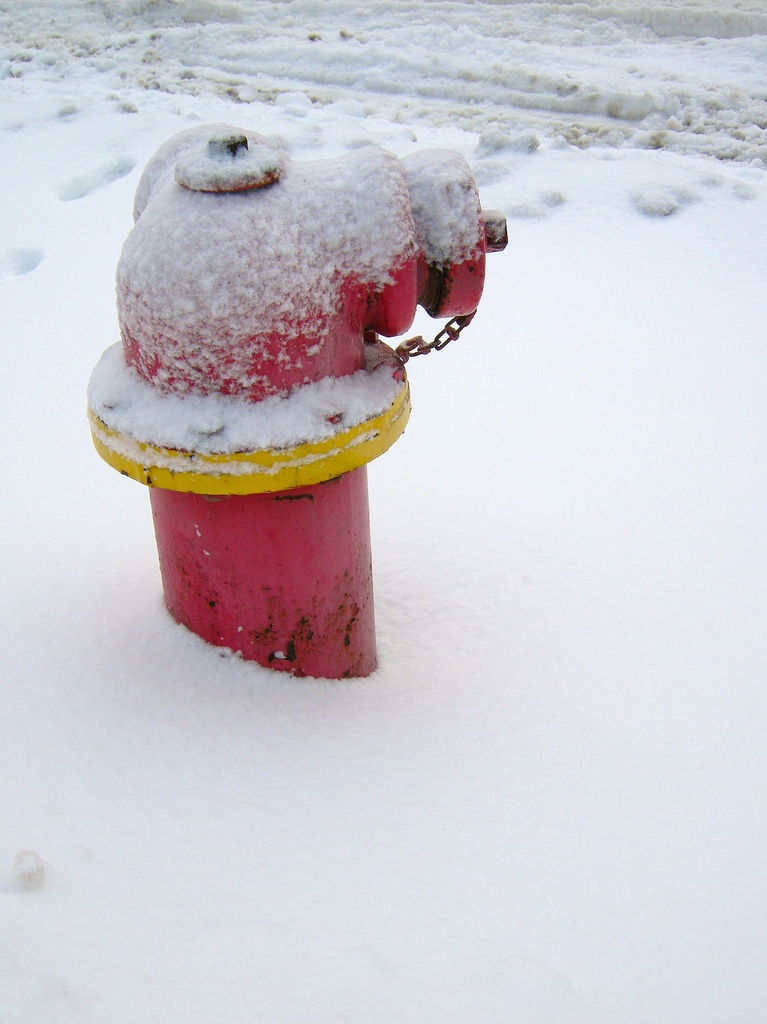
[2, 1, 767, 1021]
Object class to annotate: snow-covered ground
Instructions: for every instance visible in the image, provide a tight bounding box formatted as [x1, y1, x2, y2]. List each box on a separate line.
[2, 2, 767, 1021]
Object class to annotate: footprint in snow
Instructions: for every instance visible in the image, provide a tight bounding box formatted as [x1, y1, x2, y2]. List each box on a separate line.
[700, 172, 759, 201]
[57, 156, 136, 201]
[1, 247, 43, 276]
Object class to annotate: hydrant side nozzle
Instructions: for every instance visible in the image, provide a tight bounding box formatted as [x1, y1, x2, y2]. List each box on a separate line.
[416, 257, 444, 317]
[415, 250, 486, 321]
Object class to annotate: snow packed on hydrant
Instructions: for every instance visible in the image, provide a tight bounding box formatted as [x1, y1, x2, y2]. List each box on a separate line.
[87, 340, 405, 459]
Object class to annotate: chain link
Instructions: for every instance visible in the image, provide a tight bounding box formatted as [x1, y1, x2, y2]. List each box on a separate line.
[394, 310, 477, 364]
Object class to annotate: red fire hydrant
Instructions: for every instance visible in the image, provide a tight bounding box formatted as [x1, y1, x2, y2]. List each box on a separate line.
[88, 124, 506, 678]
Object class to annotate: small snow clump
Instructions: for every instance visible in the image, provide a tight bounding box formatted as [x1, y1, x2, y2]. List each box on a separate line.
[12, 849, 45, 889]
[633, 185, 699, 216]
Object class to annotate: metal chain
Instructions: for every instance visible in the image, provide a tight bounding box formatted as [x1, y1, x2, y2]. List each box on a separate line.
[394, 310, 477, 364]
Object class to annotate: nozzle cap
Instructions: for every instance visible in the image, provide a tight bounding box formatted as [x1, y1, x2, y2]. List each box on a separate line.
[483, 209, 508, 253]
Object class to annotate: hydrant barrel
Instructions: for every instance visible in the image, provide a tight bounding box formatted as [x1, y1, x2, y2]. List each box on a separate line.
[88, 123, 505, 678]
[150, 468, 376, 678]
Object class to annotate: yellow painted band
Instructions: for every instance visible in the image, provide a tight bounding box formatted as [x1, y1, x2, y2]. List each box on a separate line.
[89, 382, 410, 495]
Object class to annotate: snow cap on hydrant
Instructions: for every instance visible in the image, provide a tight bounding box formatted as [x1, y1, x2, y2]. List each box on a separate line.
[88, 124, 506, 677]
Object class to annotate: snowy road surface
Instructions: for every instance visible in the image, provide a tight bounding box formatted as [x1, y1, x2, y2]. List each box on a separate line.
[1, 2, 766, 1022]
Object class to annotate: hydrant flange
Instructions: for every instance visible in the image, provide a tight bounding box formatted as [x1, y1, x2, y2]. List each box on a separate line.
[88, 341, 409, 495]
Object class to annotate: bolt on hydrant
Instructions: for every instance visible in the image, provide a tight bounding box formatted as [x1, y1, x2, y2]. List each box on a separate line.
[88, 124, 506, 678]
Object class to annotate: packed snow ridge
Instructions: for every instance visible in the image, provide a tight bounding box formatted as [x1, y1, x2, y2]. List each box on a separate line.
[3, 0, 766, 165]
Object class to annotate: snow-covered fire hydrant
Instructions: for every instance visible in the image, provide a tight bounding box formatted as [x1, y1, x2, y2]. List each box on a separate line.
[88, 124, 506, 678]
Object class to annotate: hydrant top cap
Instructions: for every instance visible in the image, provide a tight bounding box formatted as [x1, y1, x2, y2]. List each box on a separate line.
[174, 132, 284, 193]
